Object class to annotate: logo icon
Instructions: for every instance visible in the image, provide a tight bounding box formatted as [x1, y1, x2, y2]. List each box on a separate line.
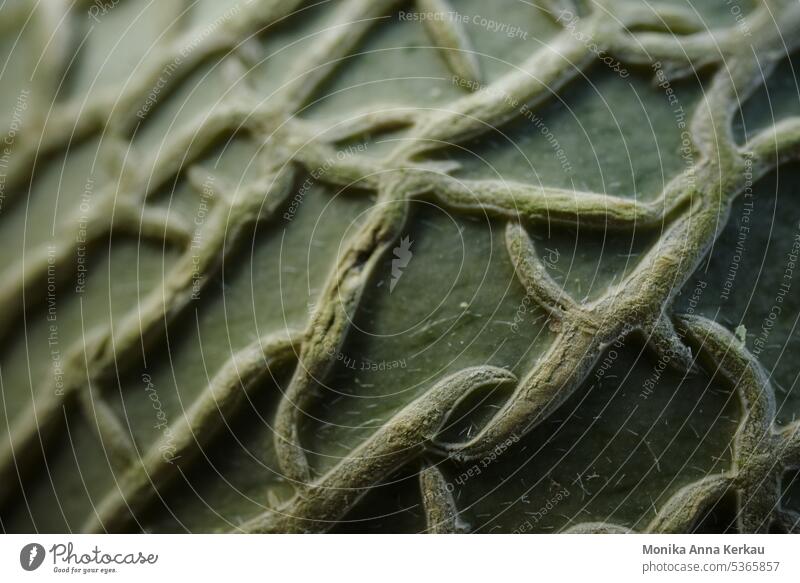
[389, 236, 413, 293]
[20, 543, 46, 571]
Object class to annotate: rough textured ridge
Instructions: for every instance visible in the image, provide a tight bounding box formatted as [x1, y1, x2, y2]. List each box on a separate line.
[2, 0, 800, 533]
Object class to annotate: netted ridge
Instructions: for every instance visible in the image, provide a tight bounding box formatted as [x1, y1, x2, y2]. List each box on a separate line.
[1, 0, 799, 533]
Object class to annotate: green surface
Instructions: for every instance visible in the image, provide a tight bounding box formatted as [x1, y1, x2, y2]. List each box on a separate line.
[1, 0, 799, 534]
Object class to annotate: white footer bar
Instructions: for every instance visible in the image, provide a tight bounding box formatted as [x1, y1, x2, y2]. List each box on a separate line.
[1, 534, 796, 582]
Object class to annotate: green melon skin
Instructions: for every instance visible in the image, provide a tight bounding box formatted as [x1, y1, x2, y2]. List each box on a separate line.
[1, 0, 799, 534]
